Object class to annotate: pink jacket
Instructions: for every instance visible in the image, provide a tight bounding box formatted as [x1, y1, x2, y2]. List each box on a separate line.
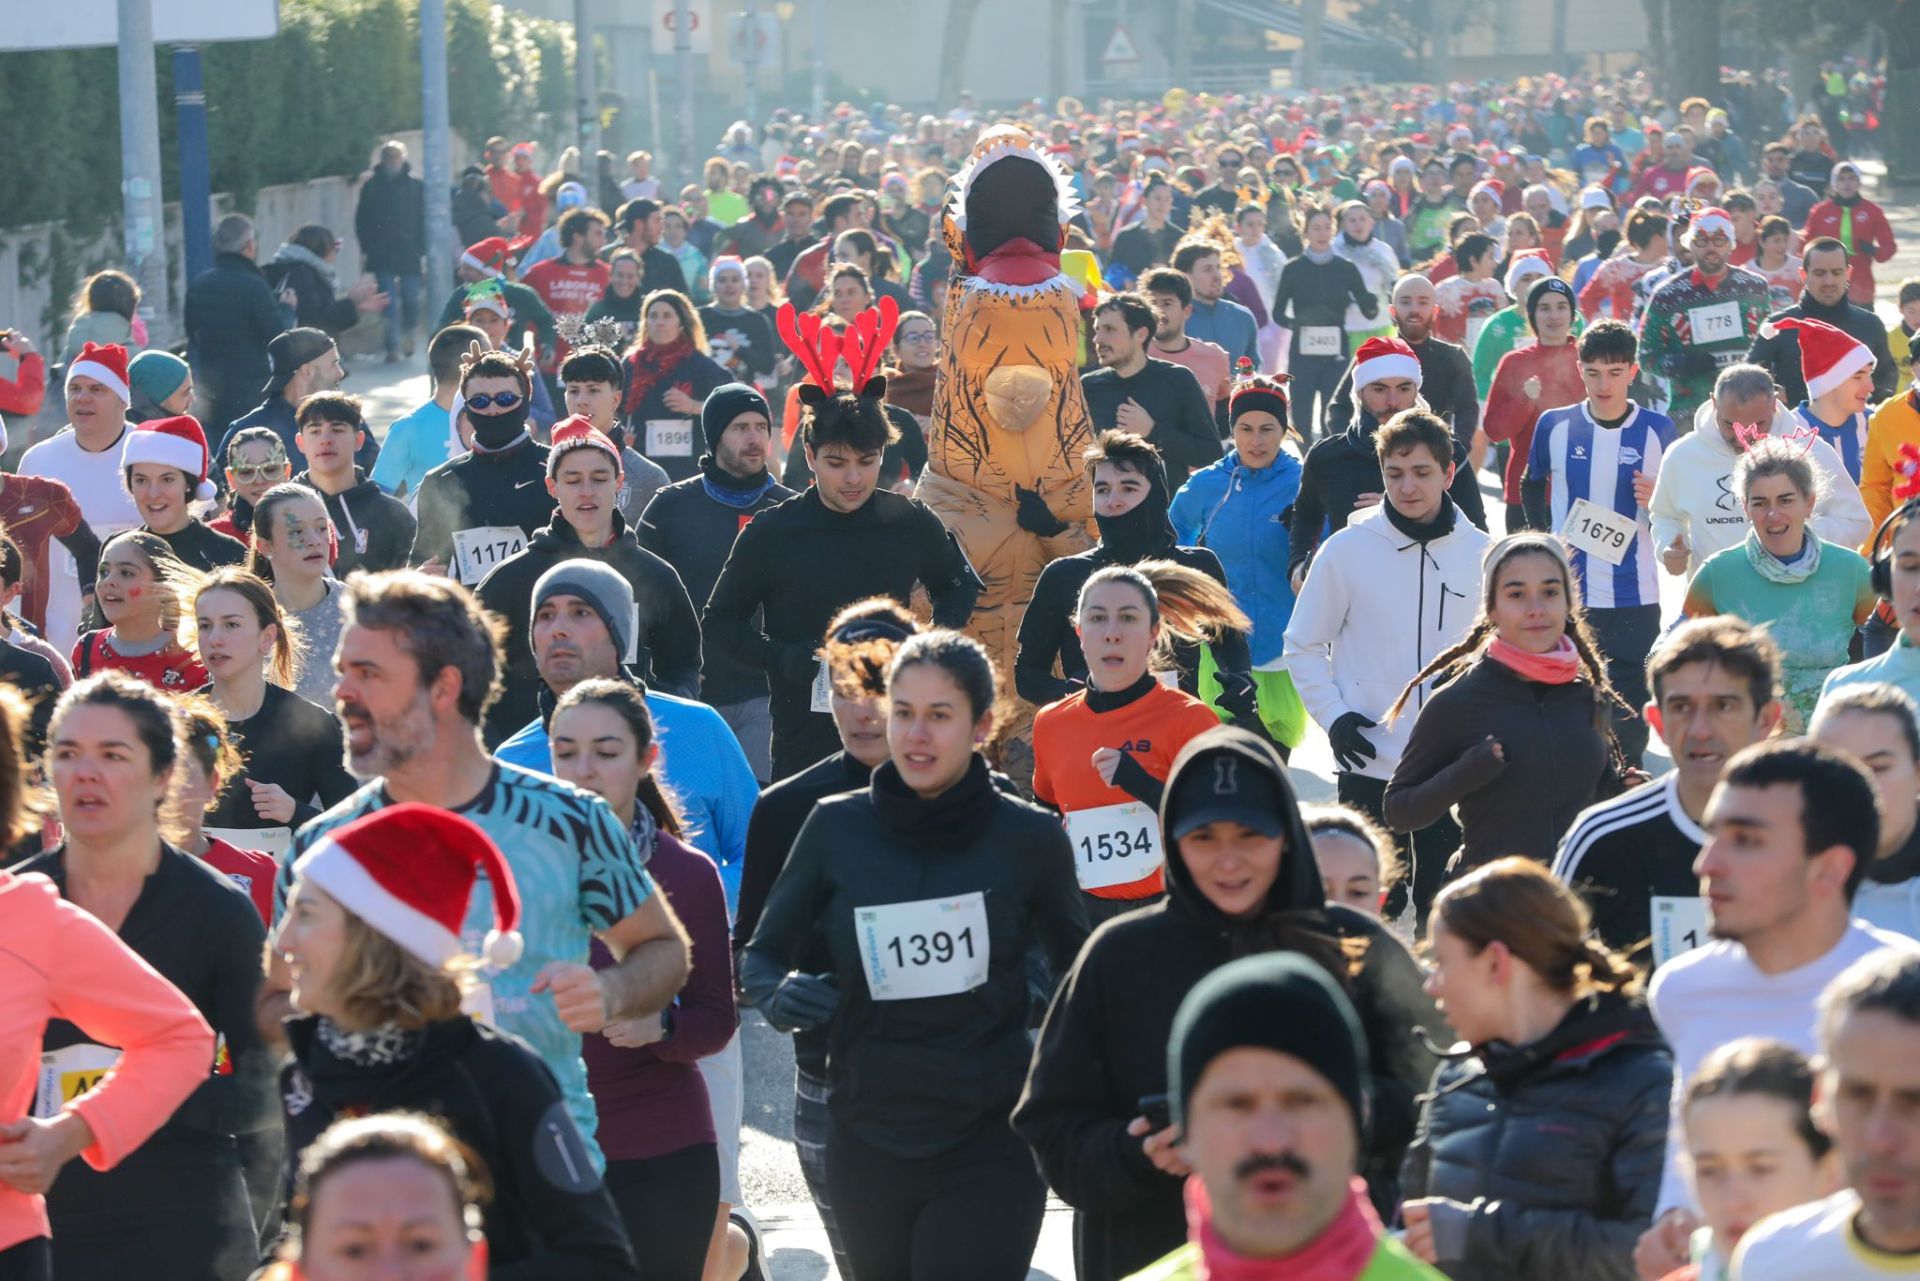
[0, 870, 212, 1252]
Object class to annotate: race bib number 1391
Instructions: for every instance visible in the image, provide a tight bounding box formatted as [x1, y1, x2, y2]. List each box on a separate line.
[856, 892, 990, 1001]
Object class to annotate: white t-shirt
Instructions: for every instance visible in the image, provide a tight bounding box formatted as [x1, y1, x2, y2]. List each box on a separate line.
[17, 425, 139, 654]
[1649, 921, 1920, 1213]
[1735, 1189, 1920, 1279]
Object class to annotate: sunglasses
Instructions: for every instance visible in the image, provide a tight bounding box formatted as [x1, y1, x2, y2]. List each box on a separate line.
[229, 463, 286, 483]
[466, 391, 524, 410]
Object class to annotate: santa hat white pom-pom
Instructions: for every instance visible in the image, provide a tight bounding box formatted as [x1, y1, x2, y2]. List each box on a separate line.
[196, 478, 219, 503]
[484, 929, 524, 968]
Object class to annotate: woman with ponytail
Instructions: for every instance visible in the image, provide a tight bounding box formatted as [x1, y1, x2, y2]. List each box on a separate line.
[548, 678, 739, 1281]
[1032, 565, 1241, 924]
[1400, 856, 1671, 1281]
[1384, 533, 1627, 873]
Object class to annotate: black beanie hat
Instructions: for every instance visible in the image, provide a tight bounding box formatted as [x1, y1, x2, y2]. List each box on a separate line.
[1526, 274, 1576, 331]
[1169, 952, 1369, 1139]
[701, 382, 773, 452]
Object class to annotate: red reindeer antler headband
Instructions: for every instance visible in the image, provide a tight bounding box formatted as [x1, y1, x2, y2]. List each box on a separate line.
[775, 296, 899, 392]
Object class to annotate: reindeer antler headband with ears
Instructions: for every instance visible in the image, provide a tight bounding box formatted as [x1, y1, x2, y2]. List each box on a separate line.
[456, 336, 538, 386]
[776, 296, 899, 397]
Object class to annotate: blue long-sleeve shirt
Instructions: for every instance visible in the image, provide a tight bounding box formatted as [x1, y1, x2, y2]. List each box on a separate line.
[1185, 296, 1261, 369]
[496, 689, 760, 919]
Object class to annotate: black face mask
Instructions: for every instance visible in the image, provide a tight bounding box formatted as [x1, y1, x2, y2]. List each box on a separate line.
[469, 399, 531, 450]
[1095, 472, 1176, 563]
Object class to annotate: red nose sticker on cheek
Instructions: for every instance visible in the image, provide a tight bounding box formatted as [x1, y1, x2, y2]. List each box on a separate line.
[128, 587, 143, 599]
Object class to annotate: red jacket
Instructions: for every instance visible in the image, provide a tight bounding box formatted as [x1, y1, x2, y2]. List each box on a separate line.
[0, 351, 45, 419]
[1483, 339, 1585, 505]
[1803, 197, 1896, 305]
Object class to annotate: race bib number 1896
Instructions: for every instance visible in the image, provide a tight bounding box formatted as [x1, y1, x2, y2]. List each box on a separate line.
[856, 892, 990, 1001]
[646, 419, 696, 457]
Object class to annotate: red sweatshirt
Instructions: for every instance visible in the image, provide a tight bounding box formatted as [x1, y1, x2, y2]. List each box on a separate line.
[1484, 339, 1585, 505]
[0, 352, 45, 419]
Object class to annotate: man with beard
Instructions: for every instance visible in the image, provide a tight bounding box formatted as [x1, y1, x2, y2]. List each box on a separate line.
[638, 384, 793, 782]
[1640, 207, 1774, 427]
[1748, 237, 1897, 408]
[216, 328, 381, 479]
[765, 192, 818, 280]
[259, 569, 691, 1169]
[1081, 293, 1223, 492]
[715, 176, 786, 260]
[410, 348, 556, 587]
[1324, 275, 1480, 450]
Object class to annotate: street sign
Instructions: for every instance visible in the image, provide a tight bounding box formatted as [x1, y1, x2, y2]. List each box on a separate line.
[0, 0, 276, 51]
[729, 11, 780, 62]
[653, 0, 713, 55]
[1101, 24, 1139, 68]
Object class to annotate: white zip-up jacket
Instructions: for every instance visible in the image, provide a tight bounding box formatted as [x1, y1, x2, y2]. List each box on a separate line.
[1648, 400, 1872, 575]
[1281, 502, 1491, 781]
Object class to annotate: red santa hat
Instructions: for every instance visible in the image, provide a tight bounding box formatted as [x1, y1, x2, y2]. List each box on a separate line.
[1686, 206, 1735, 242]
[547, 415, 624, 482]
[66, 341, 130, 404]
[124, 416, 218, 502]
[1352, 336, 1422, 390]
[1684, 166, 1722, 195]
[1776, 316, 1876, 401]
[461, 237, 511, 274]
[1504, 248, 1555, 296]
[1469, 178, 1505, 206]
[291, 803, 524, 971]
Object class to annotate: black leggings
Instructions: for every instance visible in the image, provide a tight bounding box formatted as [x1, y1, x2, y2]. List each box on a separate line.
[604, 1142, 720, 1281]
[828, 1120, 1045, 1281]
[0, 1240, 50, 1281]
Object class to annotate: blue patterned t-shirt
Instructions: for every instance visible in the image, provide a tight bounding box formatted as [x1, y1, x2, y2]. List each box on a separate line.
[276, 762, 657, 1171]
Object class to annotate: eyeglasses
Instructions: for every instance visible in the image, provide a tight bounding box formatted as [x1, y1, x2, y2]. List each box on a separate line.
[900, 329, 938, 344]
[229, 464, 286, 482]
[466, 391, 524, 410]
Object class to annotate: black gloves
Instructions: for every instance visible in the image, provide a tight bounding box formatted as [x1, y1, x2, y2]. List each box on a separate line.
[1108, 746, 1165, 809]
[759, 972, 841, 1033]
[1215, 672, 1262, 727]
[1329, 711, 1380, 774]
[1015, 485, 1070, 538]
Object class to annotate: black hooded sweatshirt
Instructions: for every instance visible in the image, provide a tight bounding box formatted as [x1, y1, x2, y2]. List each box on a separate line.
[409, 437, 553, 584]
[293, 466, 417, 576]
[1288, 402, 1489, 579]
[1012, 729, 1446, 1281]
[1013, 461, 1252, 708]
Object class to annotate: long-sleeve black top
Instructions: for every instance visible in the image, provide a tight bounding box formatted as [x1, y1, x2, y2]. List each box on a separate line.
[277, 1014, 639, 1281]
[1270, 253, 1379, 361]
[703, 487, 980, 778]
[408, 438, 554, 582]
[740, 757, 1088, 1157]
[1079, 361, 1224, 491]
[205, 684, 358, 831]
[23, 844, 272, 1277]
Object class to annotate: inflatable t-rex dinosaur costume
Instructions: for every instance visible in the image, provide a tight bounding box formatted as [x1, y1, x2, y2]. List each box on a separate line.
[915, 127, 1097, 690]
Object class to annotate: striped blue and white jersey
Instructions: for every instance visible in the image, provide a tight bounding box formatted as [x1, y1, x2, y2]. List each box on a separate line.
[1526, 401, 1678, 610]
[1793, 402, 1869, 483]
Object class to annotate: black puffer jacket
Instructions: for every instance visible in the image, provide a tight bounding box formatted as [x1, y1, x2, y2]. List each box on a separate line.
[1012, 729, 1446, 1281]
[1400, 991, 1671, 1281]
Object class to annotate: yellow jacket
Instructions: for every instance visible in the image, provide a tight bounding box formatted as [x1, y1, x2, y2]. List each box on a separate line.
[1863, 389, 1920, 547]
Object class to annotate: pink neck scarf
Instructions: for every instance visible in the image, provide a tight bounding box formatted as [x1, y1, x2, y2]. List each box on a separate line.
[1486, 634, 1581, 684]
[1186, 1175, 1383, 1281]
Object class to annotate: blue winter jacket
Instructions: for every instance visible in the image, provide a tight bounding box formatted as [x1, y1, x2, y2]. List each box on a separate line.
[1169, 448, 1303, 665]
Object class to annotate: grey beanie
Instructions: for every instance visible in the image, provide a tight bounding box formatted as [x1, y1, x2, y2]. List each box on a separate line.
[531, 558, 634, 662]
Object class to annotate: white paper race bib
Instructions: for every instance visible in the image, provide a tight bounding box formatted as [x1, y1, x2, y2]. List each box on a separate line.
[810, 659, 832, 713]
[1652, 895, 1710, 967]
[205, 826, 294, 860]
[35, 1043, 122, 1119]
[1688, 299, 1742, 345]
[645, 418, 696, 457]
[1065, 801, 1164, 890]
[1561, 498, 1638, 566]
[1299, 326, 1342, 358]
[855, 892, 990, 1000]
[451, 525, 527, 584]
